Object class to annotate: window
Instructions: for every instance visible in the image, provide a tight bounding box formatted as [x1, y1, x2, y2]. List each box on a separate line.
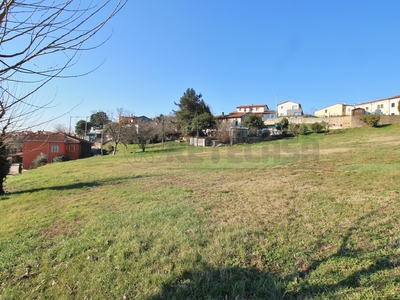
[51, 145, 59, 153]
[69, 145, 75, 152]
[292, 105, 297, 109]
[366, 107, 369, 111]
[392, 103, 395, 107]
[325, 109, 328, 113]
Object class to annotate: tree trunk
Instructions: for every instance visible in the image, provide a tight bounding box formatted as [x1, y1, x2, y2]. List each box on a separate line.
[0, 144, 11, 195]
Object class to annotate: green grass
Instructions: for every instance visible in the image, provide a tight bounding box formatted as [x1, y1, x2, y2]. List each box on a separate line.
[1, 126, 400, 299]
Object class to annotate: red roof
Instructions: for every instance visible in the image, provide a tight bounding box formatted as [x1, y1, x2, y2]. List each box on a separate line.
[236, 104, 268, 108]
[24, 132, 91, 144]
[357, 94, 400, 105]
[214, 111, 247, 119]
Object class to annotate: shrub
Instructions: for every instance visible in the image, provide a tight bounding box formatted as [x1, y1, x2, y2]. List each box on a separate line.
[299, 123, 308, 135]
[261, 129, 270, 138]
[288, 123, 300, 138]
[53, 155, 69, 162]
[320, 121, 330, 134]
[311, 122, 323, 132]
[360, 114, 380, 127]
[279, 117, 289, 130]
[33, 153, 48, 168]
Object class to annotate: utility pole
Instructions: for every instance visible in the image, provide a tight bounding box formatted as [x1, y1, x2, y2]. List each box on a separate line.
[84, 117, 89, 140]
[100, 124, 104, 155]
[69, 115, 89, 136]
[161, 115, 165, 148]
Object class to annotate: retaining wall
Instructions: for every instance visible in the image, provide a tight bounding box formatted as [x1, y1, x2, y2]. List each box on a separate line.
[263, 115, 400, 128]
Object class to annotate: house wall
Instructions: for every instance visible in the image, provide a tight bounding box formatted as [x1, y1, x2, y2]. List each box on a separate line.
[315, 104, 354, 117]
[221, 115, 247, 125]
[79, 142, 92, 158]
[23, 141, 81, 168]
[357, 98, 400, 115]
[343, 105, 354, 116]
[278, 101, 302, 116]
[314, 104, 343, 117]
[237, 105, 268, 113]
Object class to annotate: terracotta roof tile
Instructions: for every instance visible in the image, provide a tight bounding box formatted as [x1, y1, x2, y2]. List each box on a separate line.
[24, 132, 91, 144]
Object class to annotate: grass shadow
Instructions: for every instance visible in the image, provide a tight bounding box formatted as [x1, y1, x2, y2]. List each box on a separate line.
[376, 124, 392, 128]
[285, 209, 399, 298]
[147, 264, 286, 300]
[6, 175, 145, 196]
[147, 209, 399, 299]
[8, 181, 101, 195]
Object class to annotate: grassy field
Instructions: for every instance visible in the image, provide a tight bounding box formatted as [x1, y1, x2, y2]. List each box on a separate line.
[1, 125, 400, 299]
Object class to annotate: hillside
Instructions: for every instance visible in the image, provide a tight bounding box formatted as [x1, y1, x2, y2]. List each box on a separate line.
[1, 125, 400, 299]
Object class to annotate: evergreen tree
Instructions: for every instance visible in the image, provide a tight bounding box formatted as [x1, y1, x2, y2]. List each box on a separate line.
[174, 88, 215, 136]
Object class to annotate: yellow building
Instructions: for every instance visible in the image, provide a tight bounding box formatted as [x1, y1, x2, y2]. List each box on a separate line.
[315, 104, 354, 117]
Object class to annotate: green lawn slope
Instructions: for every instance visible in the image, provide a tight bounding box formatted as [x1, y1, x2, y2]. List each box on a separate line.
[1, 125, 400, 299]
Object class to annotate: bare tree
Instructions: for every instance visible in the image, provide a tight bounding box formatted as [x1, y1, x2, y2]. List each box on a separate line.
[123, 119, 156, 152]
[154, 114, 179, 145]
[0, 0, 127, 194]
[104, 121, 123, 155]
[54, 123, 68, 133]
[216, 121, 233, 144]
[103, 108, 132, 155]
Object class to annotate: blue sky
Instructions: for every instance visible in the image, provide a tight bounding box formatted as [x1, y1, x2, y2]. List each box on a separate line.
[38, 0, 400, 130]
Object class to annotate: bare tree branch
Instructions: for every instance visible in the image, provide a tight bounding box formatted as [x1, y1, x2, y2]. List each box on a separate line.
[0, 0, 127, 194]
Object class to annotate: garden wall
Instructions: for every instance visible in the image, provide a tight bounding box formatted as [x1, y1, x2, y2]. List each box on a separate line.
[263, 115, 400, 128]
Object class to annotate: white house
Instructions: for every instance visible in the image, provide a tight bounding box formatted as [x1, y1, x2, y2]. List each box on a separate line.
[277, 101, 303, 117]
[236, 104, 276, 118]
[356, 95, 400, 115]
[236, 104, 268, 113]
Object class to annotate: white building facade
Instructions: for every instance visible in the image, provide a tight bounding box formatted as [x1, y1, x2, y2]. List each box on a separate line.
[356, 95, 400, 115]
[277, 101, 303, 117]
[236, 104, 269, 113]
